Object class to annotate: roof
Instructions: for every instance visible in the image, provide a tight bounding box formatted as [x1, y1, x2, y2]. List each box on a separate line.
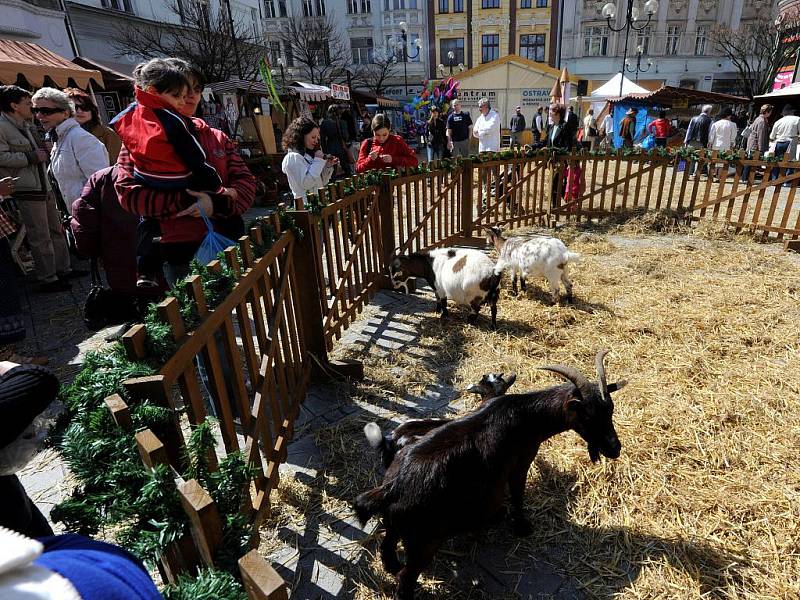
[612, 85, 749, 106]
[287, 82, 330, 102]
[453, 54, 585, 83]
[754, 82, 800, 99]
[351, 89, 401, 108]
[209, 79, 271, 95]
[591, 73, 649, 99]
[0, 40, 102, 88]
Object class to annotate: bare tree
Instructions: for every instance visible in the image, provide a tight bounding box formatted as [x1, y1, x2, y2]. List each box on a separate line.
[711, 15, 800, 99]
[113, 0, 261, 83]
[272, 15, 350, 86]
[351, 46, 400, 96]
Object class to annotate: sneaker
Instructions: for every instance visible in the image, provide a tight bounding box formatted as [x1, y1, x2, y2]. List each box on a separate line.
[136, 276, 159, 289]
[37, 279, 71, 293]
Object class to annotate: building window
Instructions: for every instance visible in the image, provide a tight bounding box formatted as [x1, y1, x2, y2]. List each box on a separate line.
[101, 0, 133, 11]
[440, 37, 465, 64]
[482, 0, 500, 7]
[284, 42, 294, 66]
[695, 25, 707, 55]
[521, 0, 531, 7]
[537, 0, 547, 6]
[268, 41, 281, 66]
[482, 34, 499, 62]
[520, 33, 545, 62]
[666, 25, 681, 55]
[385, 0, 407, 8]
[278, 0, 287, 16]
[636, 26, 651, 55]
[583, 26, 609, 56]
[251, 7, 260, 38]
[351, 37, 375, 64]
[439, 0, 448, 12]
[454, 0, 463, 11]
[316, 0, 326, 15]
[303, 0, 313, 16]
[264, 0, 276, 18]
[350, 0, 371, 11]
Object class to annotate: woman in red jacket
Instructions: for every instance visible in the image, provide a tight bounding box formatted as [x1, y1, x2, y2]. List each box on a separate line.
[647, 110, 673, 148]
[356, 114, 418, 173]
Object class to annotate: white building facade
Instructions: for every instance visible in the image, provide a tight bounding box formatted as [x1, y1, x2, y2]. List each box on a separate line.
[260, 0, 430, 98]
[0, 0, 75, 58]
[560, 0, 776, 95]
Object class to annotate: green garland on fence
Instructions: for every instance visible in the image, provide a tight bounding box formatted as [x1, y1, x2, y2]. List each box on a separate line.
[51, 228, 289, 597]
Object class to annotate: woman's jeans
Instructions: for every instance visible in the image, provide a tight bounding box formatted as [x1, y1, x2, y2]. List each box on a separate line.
[770, 141, 792, 181]
[426, 145, 445, 162]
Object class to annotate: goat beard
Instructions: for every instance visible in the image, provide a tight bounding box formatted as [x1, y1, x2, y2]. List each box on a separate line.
[588, 443, 601, 463]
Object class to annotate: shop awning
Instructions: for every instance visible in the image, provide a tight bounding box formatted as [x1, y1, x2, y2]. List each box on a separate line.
[0, 40, 102, 88]
[209, 79, 271, 96]
[754, 82, 800, 99]
[287, 82, 330, 102]
[351, 89, 401, 108]
[72, 56, 133, 88]
[612, 85, 748, 106]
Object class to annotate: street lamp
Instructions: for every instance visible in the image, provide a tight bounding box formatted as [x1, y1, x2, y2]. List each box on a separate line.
[438, 50, 465, 77]
[271, 56, 287, 90]
[396, 20, 422, 98]
[602, 0, 659, 96]
[624, 45, 653, 82]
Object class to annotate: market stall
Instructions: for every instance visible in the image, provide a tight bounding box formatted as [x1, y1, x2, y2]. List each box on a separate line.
[0, 39, 102, 89]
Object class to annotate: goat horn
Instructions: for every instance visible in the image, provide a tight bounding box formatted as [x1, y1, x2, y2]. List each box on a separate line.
[538, 365, 592, 400]
[595, 349, 610, 402]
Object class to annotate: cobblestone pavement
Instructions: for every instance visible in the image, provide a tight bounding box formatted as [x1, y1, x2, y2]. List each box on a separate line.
[265, 286, 581, 599]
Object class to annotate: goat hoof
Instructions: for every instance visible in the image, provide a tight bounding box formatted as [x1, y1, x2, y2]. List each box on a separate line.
[513, 518, 534, 537]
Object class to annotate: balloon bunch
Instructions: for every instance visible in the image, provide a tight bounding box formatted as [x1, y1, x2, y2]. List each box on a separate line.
[400, 77, 461, 139]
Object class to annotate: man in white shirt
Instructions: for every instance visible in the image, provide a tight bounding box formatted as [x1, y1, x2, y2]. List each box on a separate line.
[769, 105, 800, 181]
[472, 97, 501, 153]
[600, 112, 614, 149]
[708, 107, 738, 181]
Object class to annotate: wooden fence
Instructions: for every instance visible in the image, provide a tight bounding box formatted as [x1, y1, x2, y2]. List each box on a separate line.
[103, 149, 800, 598]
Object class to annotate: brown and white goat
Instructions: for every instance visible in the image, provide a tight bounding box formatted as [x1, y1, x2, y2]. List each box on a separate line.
[364, 372, 517, 469]
[354, 351, 626, 600]
[389, 248, 502, 327]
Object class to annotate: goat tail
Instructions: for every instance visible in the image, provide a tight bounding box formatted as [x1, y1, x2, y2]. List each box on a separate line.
[364, 422, 398, 469]
[564, 250, 581, 263]
[354, 486, 387, 525]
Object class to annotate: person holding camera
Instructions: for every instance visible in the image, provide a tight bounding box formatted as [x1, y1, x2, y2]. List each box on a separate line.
[281, 116, 339, 202]
[355, 114, 418, 173]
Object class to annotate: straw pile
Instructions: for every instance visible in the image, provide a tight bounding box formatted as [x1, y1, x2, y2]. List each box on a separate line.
[266, 230, 800, 599]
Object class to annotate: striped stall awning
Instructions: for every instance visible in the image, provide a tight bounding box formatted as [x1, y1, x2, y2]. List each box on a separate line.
[287, 82, 331, 102]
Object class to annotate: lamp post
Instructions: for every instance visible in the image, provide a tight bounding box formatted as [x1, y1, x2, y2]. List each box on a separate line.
[271, 57, 287, 90]
[396, 20, 422, 98]
[438, 50, 466, 77]
[624, 45, 653, 82]
[602, 0, 659, 96]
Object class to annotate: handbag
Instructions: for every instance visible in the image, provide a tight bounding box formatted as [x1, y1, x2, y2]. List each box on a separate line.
[83, 259, 141, 330]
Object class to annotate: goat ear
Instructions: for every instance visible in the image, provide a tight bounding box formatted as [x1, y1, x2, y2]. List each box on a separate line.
[465, 383, 483, 394]
[607, 379, 628, 394]
[566, 398, 583, 414]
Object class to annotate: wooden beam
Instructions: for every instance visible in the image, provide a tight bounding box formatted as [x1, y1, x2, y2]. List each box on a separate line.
[238, 550, 288, 600]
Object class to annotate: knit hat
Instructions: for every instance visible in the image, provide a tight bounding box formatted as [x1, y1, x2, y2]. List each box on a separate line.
[0, 365, 59, 450]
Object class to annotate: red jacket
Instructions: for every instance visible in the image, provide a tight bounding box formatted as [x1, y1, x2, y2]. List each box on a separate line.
[116, 121, 255, 257]
[356, 134, 418, 173]
[648, 118, 672, 139]
[112, 88, 224, 192]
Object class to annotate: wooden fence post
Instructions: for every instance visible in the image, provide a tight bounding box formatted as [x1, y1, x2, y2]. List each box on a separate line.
[461, 158, 474, 238]
[379, 173, 395, 265]
[177, 479, 224, 567]
[123, 375, 184, 469]
[238, 550, 289, 600]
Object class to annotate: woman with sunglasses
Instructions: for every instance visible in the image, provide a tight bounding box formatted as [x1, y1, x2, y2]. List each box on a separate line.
[30, 88, 109, 216]
[64, 88, 121, 164]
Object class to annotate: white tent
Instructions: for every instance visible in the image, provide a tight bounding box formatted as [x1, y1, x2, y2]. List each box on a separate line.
[754, 82, 800, 99]
[591, 72, 649, 100]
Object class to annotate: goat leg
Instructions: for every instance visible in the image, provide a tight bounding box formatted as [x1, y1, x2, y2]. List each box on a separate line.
[394, 538, 441, 600]
[510, 273, 518, 296]
[438, 297, 449, 319]
[520, 276, 527, 291]
[508, 463, 534, 537]
[381, 526, 403, 575]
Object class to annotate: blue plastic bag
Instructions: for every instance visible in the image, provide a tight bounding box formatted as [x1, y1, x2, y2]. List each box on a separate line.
[194, 205, 234, 266]
[641, 134, 655, 151]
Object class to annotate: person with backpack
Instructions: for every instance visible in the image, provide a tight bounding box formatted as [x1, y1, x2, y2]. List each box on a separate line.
[684, 104, 713, 177]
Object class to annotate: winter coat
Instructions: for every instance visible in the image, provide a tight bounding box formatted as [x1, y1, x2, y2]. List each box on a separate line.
[745, 115, 770, 154]
[50, 118, 109, 207]
[0, 113, 48, 194]
[116, 120, 255, 266]
[88, 123, 121, 164]
[356, 134, 418, 173]
[282, 149, 334, 201]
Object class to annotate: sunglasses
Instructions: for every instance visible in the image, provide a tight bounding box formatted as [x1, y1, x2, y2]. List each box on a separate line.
[33, 107, 64, 116]
[74, 104, 90, 111]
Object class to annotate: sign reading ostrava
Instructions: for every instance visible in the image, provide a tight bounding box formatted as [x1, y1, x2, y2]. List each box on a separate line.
[521, 88, 551, 106]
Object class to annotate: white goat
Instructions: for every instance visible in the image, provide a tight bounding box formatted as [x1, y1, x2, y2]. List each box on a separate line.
[389, 248, 502, 326]
[486, 226, 578, 302]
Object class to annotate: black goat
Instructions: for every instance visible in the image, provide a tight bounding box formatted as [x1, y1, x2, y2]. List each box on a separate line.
[354, 351, 626, 600]
[364, 372, 517, 469]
